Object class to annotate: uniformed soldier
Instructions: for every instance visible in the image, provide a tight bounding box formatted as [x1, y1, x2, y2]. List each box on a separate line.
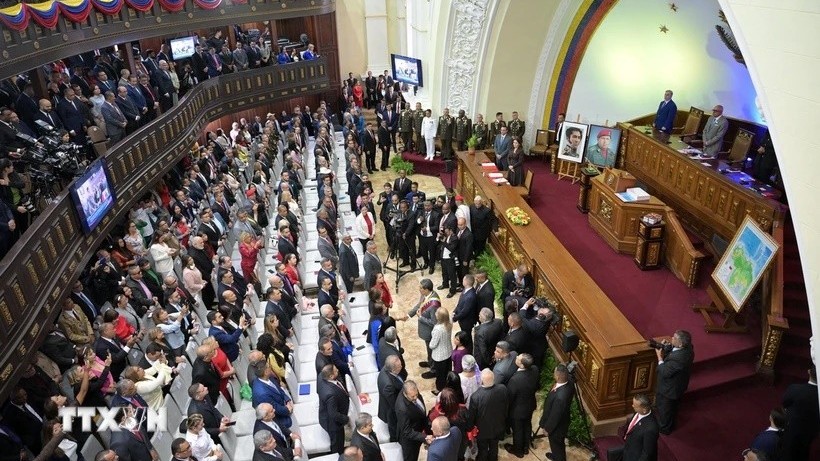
[488, 111, 507, 143]
[437, 108, 455, 160]
[455, 109, 472, 151]
[399, 102, 414, 152]
[508, 111, 525, 139]
[473, 114, 488, 149]
[413, 102, 426, 155]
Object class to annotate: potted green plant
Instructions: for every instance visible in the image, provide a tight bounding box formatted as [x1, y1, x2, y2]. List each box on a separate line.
[467, 134, 479, 154]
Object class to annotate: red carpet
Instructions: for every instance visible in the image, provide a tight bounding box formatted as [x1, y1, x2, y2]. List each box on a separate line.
[402, 151, 447, 177]
[514, 158, 820, 461]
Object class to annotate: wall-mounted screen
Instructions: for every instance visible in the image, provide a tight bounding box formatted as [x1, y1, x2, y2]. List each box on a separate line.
[68, 159, 116, 234]
[169, 36, 197, 60]
[391, 54, 423, 87]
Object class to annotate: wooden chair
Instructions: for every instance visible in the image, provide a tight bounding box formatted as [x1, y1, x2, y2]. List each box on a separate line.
[529, 129, 550, 159]
[678, 106, 704, 140]
[512, 169, 534, 201]
[719, 128, 754, 166]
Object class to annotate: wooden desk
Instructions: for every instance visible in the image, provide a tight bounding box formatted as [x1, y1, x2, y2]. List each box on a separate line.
[457, 151, 656, 422]
[588, 174, 667, 254]
[619, 124, 785, 240]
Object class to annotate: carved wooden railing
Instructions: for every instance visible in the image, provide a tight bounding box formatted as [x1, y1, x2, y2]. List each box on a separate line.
[663, 208, 707, 288]
[757, 221, 789, 381]
[0, 0, 336, 81]
[0, 58, 329, 401]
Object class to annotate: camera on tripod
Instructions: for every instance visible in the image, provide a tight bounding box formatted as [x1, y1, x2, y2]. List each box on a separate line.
[17, 122, 84, 178]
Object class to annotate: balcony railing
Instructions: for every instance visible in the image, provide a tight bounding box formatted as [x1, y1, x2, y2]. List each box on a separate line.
[0, 0, 336, 81]
[0, 57, 329, 401]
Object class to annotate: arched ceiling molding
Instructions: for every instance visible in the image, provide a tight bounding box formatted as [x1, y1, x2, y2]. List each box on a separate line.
[440, 0, 492, 114]
[541, 0, 617, 129]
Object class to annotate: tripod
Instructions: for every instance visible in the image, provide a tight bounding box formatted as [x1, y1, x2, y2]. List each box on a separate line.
[382, 221, 417, 293]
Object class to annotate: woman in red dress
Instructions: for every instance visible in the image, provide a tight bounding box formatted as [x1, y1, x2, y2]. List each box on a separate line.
[352, 80, 364, 108]
[373, 272, 393, 309]
[239, 231, 263, 294]
[203, 336, 235, 405]
[283, 253, 301, 288]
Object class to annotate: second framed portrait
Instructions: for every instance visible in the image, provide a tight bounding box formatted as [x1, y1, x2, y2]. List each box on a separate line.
[557, 121, 588, 164]
[586, 125, 622, 168]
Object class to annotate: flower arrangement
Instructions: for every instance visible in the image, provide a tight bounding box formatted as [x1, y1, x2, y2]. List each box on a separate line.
[505, 207, 531, 226]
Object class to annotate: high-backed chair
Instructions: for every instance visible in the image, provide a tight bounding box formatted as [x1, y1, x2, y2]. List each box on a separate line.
[719, 128, 754, 166]
[528, 129, 550, 160]
[678, 106, 705, 140]
[512, 170, 534, 201]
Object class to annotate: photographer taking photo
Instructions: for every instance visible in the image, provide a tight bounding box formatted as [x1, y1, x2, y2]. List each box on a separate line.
[652, 329, 694, 434]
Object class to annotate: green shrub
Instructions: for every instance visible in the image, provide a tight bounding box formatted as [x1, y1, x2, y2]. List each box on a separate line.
[390, 156, 415, 176]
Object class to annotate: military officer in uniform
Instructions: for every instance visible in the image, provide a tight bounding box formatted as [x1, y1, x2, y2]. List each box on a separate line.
[455, 110, 472, 151]
[399, 103, 414, 153]
[413, 102, 426, 156]
[437, 108, 455, 160]
[488, 112, 507, 144]
[586, 129, 616, 167]
[508, 111, 525, 139]
[473, 114, 488, 149]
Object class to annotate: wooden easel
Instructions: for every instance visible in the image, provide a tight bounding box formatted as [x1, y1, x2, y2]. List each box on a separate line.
[556, 159, 581, 184]
[692, 283, 748, 333]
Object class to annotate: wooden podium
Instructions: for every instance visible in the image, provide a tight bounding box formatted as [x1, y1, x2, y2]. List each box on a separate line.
[588, 170, 667, 254]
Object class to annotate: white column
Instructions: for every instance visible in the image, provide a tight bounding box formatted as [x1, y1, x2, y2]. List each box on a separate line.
[395, 0, 408, 55]
[365, 0, 391, 73]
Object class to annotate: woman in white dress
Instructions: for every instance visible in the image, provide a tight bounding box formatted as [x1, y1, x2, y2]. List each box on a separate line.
[185, 414, 224, 461]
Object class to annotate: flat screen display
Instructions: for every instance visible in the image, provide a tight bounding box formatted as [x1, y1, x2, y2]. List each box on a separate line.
[169, 36, 197, 60]
[391, 54, 423, 87]
[69, 159, 116, 234]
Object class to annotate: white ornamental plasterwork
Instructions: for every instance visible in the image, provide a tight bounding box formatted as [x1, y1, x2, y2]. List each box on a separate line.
[444, 0, 490, 112]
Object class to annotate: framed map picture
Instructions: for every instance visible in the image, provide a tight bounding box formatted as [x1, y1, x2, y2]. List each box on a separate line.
[557, 121, 588, 164]
[712, 216, 780, 312]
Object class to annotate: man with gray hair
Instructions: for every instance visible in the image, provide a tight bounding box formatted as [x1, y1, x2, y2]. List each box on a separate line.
[395, 380, 430, 461]
[473, 308, 503, 370]
[154, 59, 176, 111]
[350, 412, 383, 461]
[378, 355, 405, 441]
[428, 416, 461, 461]
[492, 341, 518, 386]
[378, 326, 407, 378]
[363, 240, 382, 291]
[341, 446, 364, 461]
[252, 429, 286, 461]
[254, 402, 302, 460]
[467, 370, 509, 461]
[408, 278, 441, 376]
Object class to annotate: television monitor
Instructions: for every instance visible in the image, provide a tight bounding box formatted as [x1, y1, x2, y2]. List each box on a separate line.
[169, 36, 197, 60]
[391, 54, 423, 87]
[68, 159, 116, 234]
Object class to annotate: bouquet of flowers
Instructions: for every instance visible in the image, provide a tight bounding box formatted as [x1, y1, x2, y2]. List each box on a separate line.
[505, 207, 531, 226]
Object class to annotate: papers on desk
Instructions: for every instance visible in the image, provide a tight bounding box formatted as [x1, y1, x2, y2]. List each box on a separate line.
[678, 148, 702, 155]
[700, 162, 712, 167]
[481, 162, 495, 167]
[492, 178, 509, 185]
[487, 173, 504, 179]
[615, 187, 650, 202]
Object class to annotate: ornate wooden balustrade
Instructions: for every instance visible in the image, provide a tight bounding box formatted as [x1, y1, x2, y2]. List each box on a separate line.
[0, 0, 336, 81]
[0, 58, 329, 401]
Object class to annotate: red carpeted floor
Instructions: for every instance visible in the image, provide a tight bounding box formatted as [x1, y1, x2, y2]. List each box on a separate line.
[514, 158, 820, 461]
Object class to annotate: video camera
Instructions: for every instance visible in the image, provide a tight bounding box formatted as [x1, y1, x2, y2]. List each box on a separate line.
[648, 338, 674, 355]
[533, 296, 561, 329]
[17, 123, 84, 178]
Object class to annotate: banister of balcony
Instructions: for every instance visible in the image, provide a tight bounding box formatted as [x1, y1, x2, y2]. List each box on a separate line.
[0, 57, 328, 401]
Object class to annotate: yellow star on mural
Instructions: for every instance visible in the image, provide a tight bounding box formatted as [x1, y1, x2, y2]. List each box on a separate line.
[660, 25, 669, 33]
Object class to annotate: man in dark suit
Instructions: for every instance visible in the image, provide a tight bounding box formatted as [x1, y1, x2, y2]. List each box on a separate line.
[191, 44, 209, 82]
[14, 85, 39, 130]
[501, 264, 535, 312]
[474, 270, 496, 316]
[608, 394, 659, 461]
[493, 125, 512, 170]
[417, 200, 441, 273]
[138, 74, 160, 123]
[252, 429, 288, 461]
[191, 344, 222, 405]
[318, 364, 350, 454]
[109, 410, 159, 461]
[56, 88, 91, 142]
[654, 329, 694, 434]
[154, 59, 176, 111]
[452, 274, 478, 350]
[94, 322, 135, 381]
[252, 365, 294, 431]
[537, 364, 575, 461]
[504, 312, 529, 355]
[473, 308, 503, 370]
[40, 325, 77, 373]
[101, 90, 127, 143]
[2, 387, 44, 454]
[455, 218, 473, 281]
[382, 103, 399, 153]
[491, 341, 518, 386]
[363, 241, 383, 292]
[781, 366, 819, 461]
[652, 89, 677, 142]
[363, 122, 378, 173]
[254, 403, 301, 461]
[378, 355, 406, 441]
[33, 98, 63, 133]
[115, 86, 141, 134]
[378, 120, 392, 170]
[188, 382, 230, 444]
[351, 413, 383, 461]
[395, 380, 430, 461]
[468, 370, 509, 461]
[470, 196, 497, 258]
[748, 407, 785, 461]
[189, 236, 215, 307]
[393, 170, 412, 199]
[428, 417, 461, 461]
[504, 354, 540, 458]
[338, 234, 359, 293]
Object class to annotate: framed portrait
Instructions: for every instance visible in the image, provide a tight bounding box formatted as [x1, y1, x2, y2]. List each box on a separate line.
[557, 121, 588, 164]
[712, 216, 780, 312]
[586, 125, 622, 168]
